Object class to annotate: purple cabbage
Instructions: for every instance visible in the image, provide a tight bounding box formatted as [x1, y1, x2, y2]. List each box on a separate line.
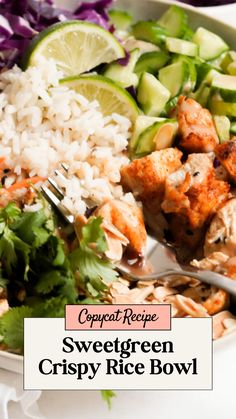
[0, 0, 114, 68]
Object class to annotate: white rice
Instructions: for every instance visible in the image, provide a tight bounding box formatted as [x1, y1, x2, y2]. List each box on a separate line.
[0, 59, 135, 215]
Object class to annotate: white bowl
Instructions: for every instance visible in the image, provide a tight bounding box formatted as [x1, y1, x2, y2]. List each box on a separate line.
[1, 0, 236, 374]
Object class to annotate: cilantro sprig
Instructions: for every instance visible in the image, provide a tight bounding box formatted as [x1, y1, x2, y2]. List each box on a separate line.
[0, 204, 118, 352]
[70, 217, 118, 298]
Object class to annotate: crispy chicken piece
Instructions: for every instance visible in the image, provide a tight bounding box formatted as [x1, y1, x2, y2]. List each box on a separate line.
[120, 148, 183, 213]
[95, 199, 147, 257]
[162, 154, 230, 247]
[215, 139, 236, 183]
[204, 198, 236, 258]
[178, 96, 219, 153]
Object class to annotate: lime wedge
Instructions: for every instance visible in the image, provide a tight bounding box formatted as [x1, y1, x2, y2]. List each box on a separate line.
[61, 75, 140, 123]
[23, 21, 125, 76]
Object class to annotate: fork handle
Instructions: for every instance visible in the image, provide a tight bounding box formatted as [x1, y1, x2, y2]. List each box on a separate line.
[124, 269, 236, 297]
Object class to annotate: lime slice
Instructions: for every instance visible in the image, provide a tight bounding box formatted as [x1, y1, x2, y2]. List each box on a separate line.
[60, 75, 140, 123]
[23, 21, 125, 76]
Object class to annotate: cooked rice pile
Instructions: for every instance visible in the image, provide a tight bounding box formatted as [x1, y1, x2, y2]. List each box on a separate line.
[0, 59, 133, 214]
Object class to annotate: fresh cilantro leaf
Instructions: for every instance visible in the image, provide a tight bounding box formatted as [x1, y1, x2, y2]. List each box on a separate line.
[12, 234, 31, 280]
[32, 226, 50, 248]
[35, 269, 77, 303]
[1, 202, 21, 224]
[70, 247, 118, 291]
[81, 216, 107, 253]
[35, 270, 67, 295]
[12, 210, 47, 245]
[52, 238, 66, 267]
[0, 221, 5, 235]
[32, 296, 68, 318]
[70, 216, 118, 297]
[0, 306, 33, 350]
[0, 227, 17, 274]
[101, 390, 116, 409]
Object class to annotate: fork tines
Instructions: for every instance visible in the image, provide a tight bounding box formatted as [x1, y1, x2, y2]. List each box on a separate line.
[42, 163, 74, 224]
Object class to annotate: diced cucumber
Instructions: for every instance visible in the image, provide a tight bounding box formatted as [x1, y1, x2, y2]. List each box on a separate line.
[104, 49, 140, 88]
[172, 55, 197, 92]
[131, 21, 169, 46]
[124, 37, 160, 53]
[134, 51, 169, 76]
[207, 52, 228, 72]
[108, 9, 132, 30]
[212, 74, 236, 102]
[159, 60, 189, 97]
[157, 5, 187, 38]
[209, 96, 236, 118]
[213, 115, 230, 143]
[166, 37, 198, 57]
[137, 72, 170, 116]
[135, 119, 178, 156]
[129, 115, 166, 155]
[192, 85, 210, 107]
[196, 63, 217, 89]
[220, 51, 236, 73]
[193, 27, 229, 61]
[227, 62, 236, 76]
[230, 121, 236, 135]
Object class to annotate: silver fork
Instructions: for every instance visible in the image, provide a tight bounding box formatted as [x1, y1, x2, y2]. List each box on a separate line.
[42, 164, 236, 298]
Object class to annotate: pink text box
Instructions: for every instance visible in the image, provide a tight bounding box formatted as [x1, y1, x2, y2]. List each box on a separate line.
[65, 304, 171, 331]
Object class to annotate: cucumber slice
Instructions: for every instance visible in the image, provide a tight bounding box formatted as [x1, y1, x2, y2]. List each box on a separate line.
[212, 74, 236, 102]
[135, 119, 178, 156]
[208, 52, 228, 71]
[172, 55, 197, 92]
[192, 85, 210, 107]
[108, 9, 132, 30]
[193, 27, 229, 61]
[220, 51, 236, 73]
[213, 115, 230, 143]
[227, 62, 236, 76]
[157, 5, 187, 38]
[159, 60, 189, 97]
[137, 72, 170, 116]
[230, 121, 236, 135]
[209, 96, 236, 118]
[166, 37, 198, 57]
[104, 48, 140, 88]
[131, 21, 169, 46]
[129, 115, 166, 155]
[196, 63, 216, 89]
[134, 51, 169, 76]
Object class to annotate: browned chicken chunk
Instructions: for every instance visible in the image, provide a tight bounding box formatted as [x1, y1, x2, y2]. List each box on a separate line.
[121, 148, 183, 214]
[178, 96, 219, 153]
[162, 154, 230, 247]
[95, 199, 147, 257]
[215, 139, 236, 183]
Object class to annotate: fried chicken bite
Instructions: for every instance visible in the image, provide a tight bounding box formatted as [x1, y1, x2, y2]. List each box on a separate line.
[161, 153, 230, 247]
[120, 148, 183, 214]
[177, 96, 219, 153]
[215, 139, 236, 183]
[95, 199, 147, 257]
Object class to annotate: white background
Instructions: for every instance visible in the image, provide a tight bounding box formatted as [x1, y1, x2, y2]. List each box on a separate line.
[1, 3, 236, 419]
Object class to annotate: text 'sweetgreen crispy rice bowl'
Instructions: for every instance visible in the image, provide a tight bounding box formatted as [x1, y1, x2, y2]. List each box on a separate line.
[0, 1, 236, 387]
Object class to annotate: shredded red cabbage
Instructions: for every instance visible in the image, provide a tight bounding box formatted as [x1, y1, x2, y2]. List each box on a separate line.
[0, 0, 113, 68]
